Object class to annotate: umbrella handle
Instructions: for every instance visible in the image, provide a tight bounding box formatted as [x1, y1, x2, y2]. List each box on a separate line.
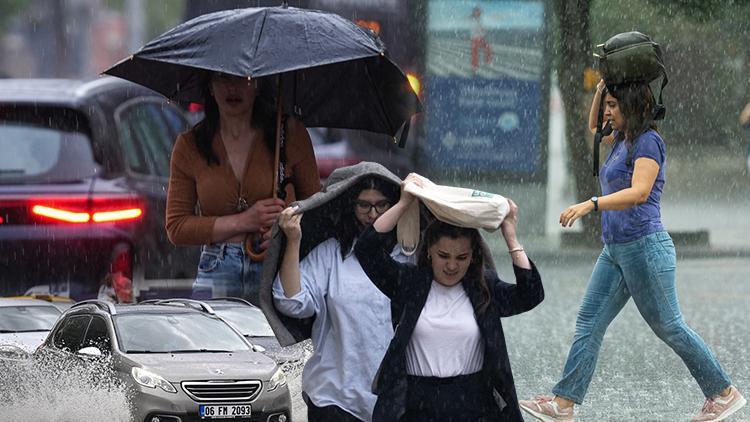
[245, 235, 266, 262]
[246, 74, 284, 263]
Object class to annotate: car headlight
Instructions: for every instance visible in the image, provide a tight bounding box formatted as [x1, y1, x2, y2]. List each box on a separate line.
[131, 367, 177, 393]
[266, 367, 286, 392]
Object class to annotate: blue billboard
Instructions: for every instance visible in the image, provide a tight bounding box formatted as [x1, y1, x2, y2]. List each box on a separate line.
[424, 0, 547, 175]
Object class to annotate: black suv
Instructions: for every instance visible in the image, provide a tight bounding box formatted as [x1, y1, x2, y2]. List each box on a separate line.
[0, 77, 200, 301]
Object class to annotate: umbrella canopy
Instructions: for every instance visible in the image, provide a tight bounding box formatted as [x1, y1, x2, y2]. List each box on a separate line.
[104, 6, 421, 139]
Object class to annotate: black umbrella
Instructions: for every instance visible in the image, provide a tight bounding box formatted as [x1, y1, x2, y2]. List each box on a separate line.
[104, 5, 421, 261]
[103, 5, 421, 140]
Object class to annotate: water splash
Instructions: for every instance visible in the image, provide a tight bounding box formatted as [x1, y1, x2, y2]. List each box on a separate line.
[0, 350, 132, 422]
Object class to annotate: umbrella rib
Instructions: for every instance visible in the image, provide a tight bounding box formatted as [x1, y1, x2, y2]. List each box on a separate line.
[251, 9, 270, 75]
[364, 59, 395, 136]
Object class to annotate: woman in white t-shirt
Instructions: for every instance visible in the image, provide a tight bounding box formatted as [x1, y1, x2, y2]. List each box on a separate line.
[353, 174, 544, 422]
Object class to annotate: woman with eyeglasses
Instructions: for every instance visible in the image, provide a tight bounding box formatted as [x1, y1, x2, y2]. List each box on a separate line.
[273, 174, 410, 422]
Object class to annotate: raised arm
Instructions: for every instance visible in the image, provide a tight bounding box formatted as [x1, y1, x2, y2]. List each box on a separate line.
[355, 176, 421, 298]
[491, 198, 543, 316]
[355, 226, 415, 299]
[588, 79, 614, 143]
[273, 206, 329, 319]
[490, 263, 544, 317]
[277, 207, 303, 297]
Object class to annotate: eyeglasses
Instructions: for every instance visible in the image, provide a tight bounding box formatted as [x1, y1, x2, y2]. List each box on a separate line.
[354, 200, 391, 215]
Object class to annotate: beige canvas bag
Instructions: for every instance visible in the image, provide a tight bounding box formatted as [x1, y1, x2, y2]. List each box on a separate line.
[397, 174, 510, 255]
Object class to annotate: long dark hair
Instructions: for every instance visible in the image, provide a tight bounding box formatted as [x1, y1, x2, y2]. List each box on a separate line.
[417, 221, 491, 316]
[191, 76, 277, 166]
[609, 82, 658, 142]
[336, 176, 400, 259]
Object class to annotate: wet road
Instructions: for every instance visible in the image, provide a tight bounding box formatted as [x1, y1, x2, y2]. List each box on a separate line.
[286, 255, 749, 422]
[2, 255, 746, 422]
[506, 255, 750, 422]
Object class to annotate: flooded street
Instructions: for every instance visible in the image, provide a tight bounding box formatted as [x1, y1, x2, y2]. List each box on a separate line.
[3, 255, 747, 422]
[510, 256, 750, 421]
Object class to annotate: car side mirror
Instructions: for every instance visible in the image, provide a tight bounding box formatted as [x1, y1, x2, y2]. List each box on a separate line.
[77, 346, 103, 358]
[252, 344, 266, 353]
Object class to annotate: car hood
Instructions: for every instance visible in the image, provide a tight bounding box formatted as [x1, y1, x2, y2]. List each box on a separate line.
[0, 332, 49, 353]
[249, 336, 306, 364]
[122, 350, 278, 382]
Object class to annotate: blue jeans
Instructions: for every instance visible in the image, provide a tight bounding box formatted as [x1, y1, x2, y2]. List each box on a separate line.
[192, 243, 262, 304]
[552, 231, 731, 403]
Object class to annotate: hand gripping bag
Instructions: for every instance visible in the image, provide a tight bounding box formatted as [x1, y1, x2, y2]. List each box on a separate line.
[396, 174, 509, 255]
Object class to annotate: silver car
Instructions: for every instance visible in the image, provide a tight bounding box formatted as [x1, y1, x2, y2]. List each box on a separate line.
[0, 297, 62, 353]
[37, 299, 291, 422]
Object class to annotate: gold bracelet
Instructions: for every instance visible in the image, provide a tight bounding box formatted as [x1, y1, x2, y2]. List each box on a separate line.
[508, 246, 524, 254]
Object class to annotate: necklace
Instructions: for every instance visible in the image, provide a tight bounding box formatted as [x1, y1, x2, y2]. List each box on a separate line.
[218, 129, 253, 213]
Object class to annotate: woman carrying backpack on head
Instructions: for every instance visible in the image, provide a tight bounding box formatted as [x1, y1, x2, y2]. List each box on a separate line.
[519, 78, 746, 422]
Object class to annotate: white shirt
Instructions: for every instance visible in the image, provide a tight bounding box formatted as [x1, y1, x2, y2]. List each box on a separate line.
[273, 238, 410, 421]
[405, 281, 484, 378]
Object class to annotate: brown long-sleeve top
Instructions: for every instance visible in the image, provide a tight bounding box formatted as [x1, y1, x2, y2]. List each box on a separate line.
[166, 118, 320, 245]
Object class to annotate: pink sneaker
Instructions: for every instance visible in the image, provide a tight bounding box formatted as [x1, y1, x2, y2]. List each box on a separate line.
[692, 386, 747, 422]
[519, 395, 575, 422]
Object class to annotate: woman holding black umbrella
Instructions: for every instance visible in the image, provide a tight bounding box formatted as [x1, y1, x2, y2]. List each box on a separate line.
[166, 72, 320, 303]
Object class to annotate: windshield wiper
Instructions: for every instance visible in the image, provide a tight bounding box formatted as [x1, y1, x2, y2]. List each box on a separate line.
[125, 350, 163, 354]
[167, 349, 234, 353]
[0, 330, 19, 333]
[15, 329, 51, 333]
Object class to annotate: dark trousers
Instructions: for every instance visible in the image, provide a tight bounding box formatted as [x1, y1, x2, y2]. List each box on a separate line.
[402, 372, 494, 422]
[304, 393, 364, 422]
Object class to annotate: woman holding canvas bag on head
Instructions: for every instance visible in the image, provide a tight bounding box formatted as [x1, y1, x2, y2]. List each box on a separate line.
[354, 174, 544, 422]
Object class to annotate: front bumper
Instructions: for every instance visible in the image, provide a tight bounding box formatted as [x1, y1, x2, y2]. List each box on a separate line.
[130, 381, 292, 422]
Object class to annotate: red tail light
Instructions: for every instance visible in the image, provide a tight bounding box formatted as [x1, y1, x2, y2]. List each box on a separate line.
[29, 195, 144, 224]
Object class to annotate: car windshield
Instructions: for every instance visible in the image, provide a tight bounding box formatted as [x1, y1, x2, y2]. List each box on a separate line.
[114, 312, 251, 353]
[212, 307, 275, 337]
[0, 106, 99, 184]
[0, 305, 61, 332]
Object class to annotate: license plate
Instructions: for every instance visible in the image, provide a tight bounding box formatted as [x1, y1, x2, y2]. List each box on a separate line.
[199, 404, 251, 419]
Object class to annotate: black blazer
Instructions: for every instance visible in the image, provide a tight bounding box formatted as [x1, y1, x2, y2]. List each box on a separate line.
[354, 226, 544, 422]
